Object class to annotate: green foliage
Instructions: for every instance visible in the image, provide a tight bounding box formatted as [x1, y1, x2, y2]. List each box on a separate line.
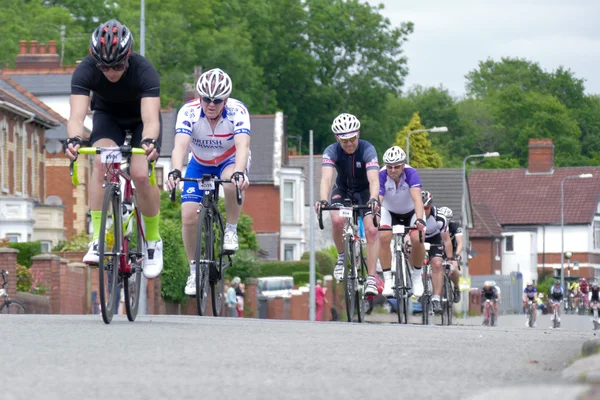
[292, 271, 324, 287]
[226, 249, 261, 281]
[536, 276, 556, 299]
[8, 242, 41, 267]
[16, 264, 32, 293]
[300, 250, 336, 276]
[258, 261, 310, 277]
[159, 218, 189, 304]
[394, 112, 443, 168]
[52, 231, 91, 252]
[218, 198, 259, 251]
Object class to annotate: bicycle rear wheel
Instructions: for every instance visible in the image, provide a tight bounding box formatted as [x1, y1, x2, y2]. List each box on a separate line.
[124, 206, 144, 322]
[441, 276, 453, 326]
[394, 252, 408, 324]
[194, 206, 212, 316]
[0, 300, 26, 314]
[355, 243, 367, 323]
[343, 239, 356, 322]
[210, 211, 227, 317]
[421, 266, 431, 325]
[98, 185, 121, 324]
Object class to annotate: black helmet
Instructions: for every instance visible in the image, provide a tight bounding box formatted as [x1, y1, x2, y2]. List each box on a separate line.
[422, 190, 433, 207]
[89, 19, 133, 66]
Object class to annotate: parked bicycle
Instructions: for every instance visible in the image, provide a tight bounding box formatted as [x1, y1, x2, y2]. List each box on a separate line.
[71, 131, 152, 324]
[441, 260, 456, 326]
[318, 200, 376, 323]
[0, 270, 26, 314]
[482, 299, 497, 327]
[170, 173, 241, 317]
[378, 224, 422, 324]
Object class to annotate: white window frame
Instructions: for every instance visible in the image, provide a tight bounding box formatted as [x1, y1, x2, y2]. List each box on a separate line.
[283, 180, 296, 223]
[40, 240, 52, 253]
[284, 243, 296, 261]
[32, 132, 38, 199]
[505, 235, 514, 253]
[0, 118, 7, 193]
[594, 221, 600, 250]
[6, 233, 20, 242]
[21, 123, 27, 197]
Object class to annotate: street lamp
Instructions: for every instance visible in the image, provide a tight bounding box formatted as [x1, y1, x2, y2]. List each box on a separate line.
[406, 126, 448, 164]
[561, 173, 593, 292]
[461, 152, 499, 318]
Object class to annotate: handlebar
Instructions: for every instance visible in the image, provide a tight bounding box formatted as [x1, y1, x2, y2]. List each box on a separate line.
[317, 204, 377, 230]
[169, 174, 242, 205]
[378, 224, 423, 243]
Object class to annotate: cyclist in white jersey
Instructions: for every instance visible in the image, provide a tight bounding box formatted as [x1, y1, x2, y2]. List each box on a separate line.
[166, 68, 250, 296]
[378, 146, 427, 297]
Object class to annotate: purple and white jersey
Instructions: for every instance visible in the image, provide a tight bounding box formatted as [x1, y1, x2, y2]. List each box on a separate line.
[378, 165, 422, 214]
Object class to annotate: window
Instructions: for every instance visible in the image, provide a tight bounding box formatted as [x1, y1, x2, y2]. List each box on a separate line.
[283, 180, 295, 223]
[595, 221, 600, 249]
[505, 235, 514, 252]
[40, 241, 52, 253]
[6, 234, 20, 242]
[284, 244, 295, 261]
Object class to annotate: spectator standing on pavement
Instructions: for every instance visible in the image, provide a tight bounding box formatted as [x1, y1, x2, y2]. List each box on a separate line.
[315, 279, 328, 321]
[227, 277, 241, 317]
[236, 282, 245, 317]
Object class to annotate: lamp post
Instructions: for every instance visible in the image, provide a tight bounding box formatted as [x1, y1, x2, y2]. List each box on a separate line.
[561, 174, 593, 292]
[462, 152, 499, 318]
[406, 126, 448, 164]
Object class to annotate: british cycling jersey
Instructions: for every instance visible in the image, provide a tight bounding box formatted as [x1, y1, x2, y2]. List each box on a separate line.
[379, 165, 422, 214]
[322, 140, 379, 192]
[175, 97, 251, 166]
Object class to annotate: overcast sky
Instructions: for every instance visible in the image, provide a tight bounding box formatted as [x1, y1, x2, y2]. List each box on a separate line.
[372, 0, 600, 97]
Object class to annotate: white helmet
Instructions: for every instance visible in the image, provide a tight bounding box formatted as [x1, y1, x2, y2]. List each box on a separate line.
[196, 68, 232, 99]
[331, 113, 360, 137]
[383, 146, 407, 165]
[438, 206, 453, 220]
[484, 281, 493, 287]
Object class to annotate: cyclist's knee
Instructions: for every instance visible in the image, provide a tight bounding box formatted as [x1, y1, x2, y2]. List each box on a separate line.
[379, 230, 392, 244]
[364, 225, 378, 242]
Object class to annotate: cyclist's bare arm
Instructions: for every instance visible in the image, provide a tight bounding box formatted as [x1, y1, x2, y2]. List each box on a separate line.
[66, 94, 90, 160]
[455, 233, 464, 257]
[442, 230, 453, 259]
[367, 169, 379, 200]
[410, 187, 425, 221]
[140, 96, 161, 160]
[170, 134, 192, 173]
[320, 166, 335, 202]
[232, 133, 250, 190]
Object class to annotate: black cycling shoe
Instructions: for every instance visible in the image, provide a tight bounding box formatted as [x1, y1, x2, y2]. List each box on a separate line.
[453, 288, 461, 303]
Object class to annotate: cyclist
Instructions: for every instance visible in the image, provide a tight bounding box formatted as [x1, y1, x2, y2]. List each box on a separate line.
[377, 146, 426, 298]
[315, 113, 381, 298]
[492, 280, 501, 316]
[415, 190, 453, 313]
[569, 280, 580, 311]
[481, 281, 498, 325]
[549, 280, 564, 324]
[590, 282, 600, 319]
[165, 68, 250, 296]
[437, 206, 462, 303]
[579, 277, 590, 311]
[64, 19, 163, 279]
[523, 281, 538, 327]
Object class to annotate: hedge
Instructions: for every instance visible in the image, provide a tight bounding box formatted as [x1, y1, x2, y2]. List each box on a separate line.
[9, 242, 41, 267]
[258, 261, 310, 277]
[300, 250, 335, 276]
[292, 271, 324, 287]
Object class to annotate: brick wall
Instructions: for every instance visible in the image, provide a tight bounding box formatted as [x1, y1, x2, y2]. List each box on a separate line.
[0, 248, 18, 297]
[242, 184, 280, 233]
[469, 238, 503, 275]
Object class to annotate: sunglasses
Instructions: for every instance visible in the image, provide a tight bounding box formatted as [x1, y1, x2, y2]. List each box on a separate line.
[339, 136, 358, 143]
[386, 164, 405, 170]
[424, 206, 432, 210]
[202, 97, 224, 105]
[97, 62, 127, 72]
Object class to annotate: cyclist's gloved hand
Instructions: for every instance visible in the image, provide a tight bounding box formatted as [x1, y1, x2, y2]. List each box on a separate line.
[166, 169, 182, 191]
[367, 198, 380, 214]
[231, 171, 249, 191]
[415, 217, 427, 233]
[140, 137, 161, 161]
[314, 200, 329, 215]
[64, 136, 83, 160]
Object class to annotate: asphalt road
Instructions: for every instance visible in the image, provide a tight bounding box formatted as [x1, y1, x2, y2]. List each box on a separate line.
[1, 314, 597, 400]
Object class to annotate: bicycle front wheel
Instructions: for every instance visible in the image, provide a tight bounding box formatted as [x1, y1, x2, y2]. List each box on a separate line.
[355, 244, 367, 323]
[0, 300, 26, 314]
[441, 276, 453, 326]
[394, 251, 408, 324]
[98, 185, 121, 324]
[194, 206, 212, 316]
[124, 206, 144, 322]
[343, 239, 356, 322]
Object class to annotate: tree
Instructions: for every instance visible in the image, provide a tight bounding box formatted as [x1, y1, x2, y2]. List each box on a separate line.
[394, 112, 443, 168]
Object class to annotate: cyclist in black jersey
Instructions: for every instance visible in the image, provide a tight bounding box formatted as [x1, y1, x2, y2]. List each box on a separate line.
[64, 19, 163, 279]
[315, 113, 381, 298]
[438, 207, 463, 303]
[590, 282, 599, 314]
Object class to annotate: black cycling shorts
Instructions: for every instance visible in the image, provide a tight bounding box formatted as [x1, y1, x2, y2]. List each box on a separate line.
[90, 110, 163, 148]
[330, 185, 373, 218]
[425, 233, 444, 259]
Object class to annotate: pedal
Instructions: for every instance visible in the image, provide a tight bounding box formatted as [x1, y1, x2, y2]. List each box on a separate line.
[222, 249, 235, 256]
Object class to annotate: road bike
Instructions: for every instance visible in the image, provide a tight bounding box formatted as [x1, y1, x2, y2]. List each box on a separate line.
[440, 260, 456, 326]
[71, 131, 153, 324]
[171, 174, 241, 316]
[482, 299, 497, 327]
[0, 269, 26, 314]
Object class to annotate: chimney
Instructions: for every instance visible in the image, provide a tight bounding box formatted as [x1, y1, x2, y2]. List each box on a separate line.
[527, 138, 554, 174]
[15, 39, 61, 70]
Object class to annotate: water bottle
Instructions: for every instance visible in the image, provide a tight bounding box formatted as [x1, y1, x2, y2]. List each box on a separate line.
[122, 201, 133, 236]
